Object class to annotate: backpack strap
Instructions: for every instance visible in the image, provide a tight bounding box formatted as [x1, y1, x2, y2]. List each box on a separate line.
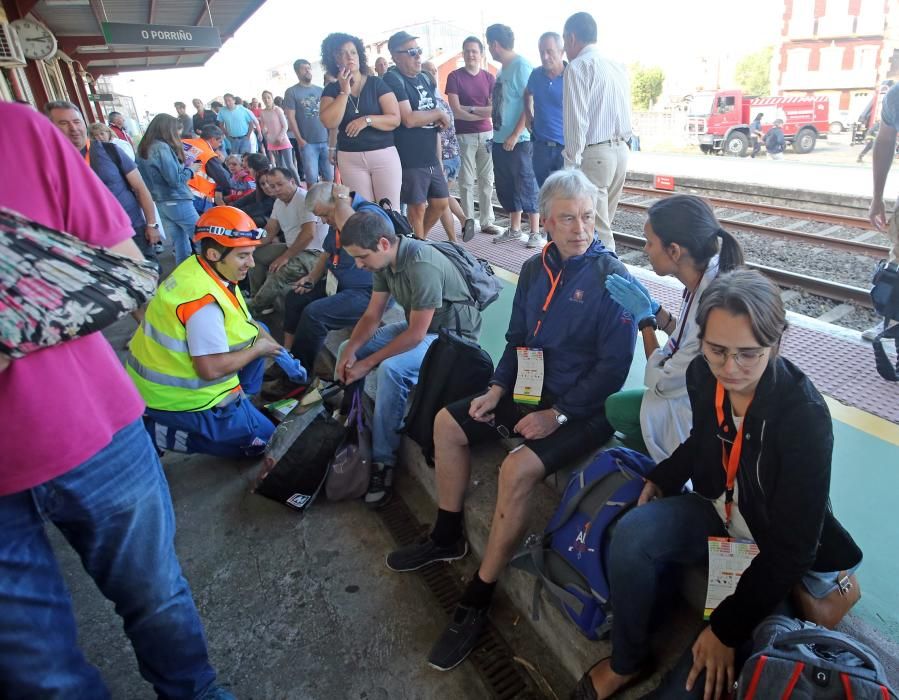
[510, 539, 586, 623]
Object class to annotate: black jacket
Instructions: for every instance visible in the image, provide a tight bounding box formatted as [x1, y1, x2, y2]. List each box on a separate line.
[648, 355, 862, 647]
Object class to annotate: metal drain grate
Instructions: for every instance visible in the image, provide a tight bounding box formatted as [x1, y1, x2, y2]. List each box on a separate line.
[378, 496, 545, 700]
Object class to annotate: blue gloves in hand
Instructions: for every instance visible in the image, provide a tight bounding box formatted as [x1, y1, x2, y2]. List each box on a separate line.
[274, 348, 308, 385]
[605, 274, 661, 322]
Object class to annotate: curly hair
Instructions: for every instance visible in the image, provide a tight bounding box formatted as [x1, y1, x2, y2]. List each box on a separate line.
[320, 32, 369, 78]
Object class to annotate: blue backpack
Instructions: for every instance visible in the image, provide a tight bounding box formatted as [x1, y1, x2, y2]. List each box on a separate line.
[511, 448, 655, 640]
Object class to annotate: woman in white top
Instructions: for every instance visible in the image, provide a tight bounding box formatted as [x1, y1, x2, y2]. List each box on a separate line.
[604, 195, 744, 462]
[260, 90, 295, 173]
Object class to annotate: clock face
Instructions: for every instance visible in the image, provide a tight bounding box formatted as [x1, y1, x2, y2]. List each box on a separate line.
[11, 19, 58, 61]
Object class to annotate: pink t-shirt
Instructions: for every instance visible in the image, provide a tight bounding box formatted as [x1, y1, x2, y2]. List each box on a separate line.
[0, 103, 145, 495]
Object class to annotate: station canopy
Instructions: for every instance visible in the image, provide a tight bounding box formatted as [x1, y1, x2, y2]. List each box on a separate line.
[27, 0, 265, 76]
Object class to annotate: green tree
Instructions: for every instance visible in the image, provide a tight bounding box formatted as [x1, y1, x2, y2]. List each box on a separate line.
[630, 64, 665, 110]
[735, 47, 773, 96]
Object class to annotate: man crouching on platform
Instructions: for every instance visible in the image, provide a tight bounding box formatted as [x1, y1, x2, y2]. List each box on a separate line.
[127, 206, 285, 457]
[386, 169, 637, 671]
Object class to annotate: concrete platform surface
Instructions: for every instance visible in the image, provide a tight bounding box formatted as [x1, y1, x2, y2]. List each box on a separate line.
[628, 151, 898, 201]
[55, 450, 490, 700]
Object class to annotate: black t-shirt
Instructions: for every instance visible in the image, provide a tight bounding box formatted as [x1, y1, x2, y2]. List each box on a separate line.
[382, 68, 440, 167]
[322, 77, 395, 153]
[193, 110, 218, 134]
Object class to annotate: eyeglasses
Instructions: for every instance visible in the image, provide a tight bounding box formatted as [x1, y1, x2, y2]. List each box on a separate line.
[702, 342, 769, 370]
[398, 47, 423, 58]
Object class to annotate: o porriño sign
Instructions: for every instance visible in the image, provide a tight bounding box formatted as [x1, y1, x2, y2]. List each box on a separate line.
[101, 22, 222, 49]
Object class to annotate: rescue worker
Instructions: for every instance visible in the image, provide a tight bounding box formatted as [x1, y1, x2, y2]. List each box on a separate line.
[183, 125, 233, 213]
[126, 206, 282, 457]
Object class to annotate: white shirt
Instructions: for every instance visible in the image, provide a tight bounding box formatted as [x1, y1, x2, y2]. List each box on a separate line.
[185, 302, 228, 356]
[562, 45, 632, 167]
[271, 187, 323, 248]
[640, 258, 720, 462]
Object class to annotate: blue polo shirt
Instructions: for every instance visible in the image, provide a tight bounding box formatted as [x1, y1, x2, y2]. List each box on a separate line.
[82, 140, 145, 229]
[216, 105, 256, 138]
[526, 66, 565, 144]
[324, 195, 392, 291]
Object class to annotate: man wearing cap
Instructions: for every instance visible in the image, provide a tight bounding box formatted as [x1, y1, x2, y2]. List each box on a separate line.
[383, 31, 452, 239]
[127, 206, 284, 457]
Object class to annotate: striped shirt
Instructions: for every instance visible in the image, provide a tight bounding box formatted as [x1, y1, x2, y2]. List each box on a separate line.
[562, 45, 632, 167]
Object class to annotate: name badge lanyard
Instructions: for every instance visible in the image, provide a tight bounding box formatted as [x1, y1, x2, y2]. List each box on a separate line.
[83, 141, 91, 168]
[668, 269, 705, 355]
[332, 228, 341, 267]
[714, 381, 753, 529]
[531, 243, 563, 339]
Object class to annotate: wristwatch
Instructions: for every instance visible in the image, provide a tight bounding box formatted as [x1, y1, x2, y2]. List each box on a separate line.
[147, 223, 160, 229]
[551, 407, 568, 426]
[365, 117, 372, 126]
[638, 315, 658, 331]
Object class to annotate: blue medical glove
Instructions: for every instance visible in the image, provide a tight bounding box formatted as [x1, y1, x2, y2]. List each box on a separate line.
[274, 348, 308, 384]
[630, 276, 661, 314]
[605, 274, 658, 322]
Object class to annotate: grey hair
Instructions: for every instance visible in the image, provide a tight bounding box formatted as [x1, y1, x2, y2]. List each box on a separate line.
[306, 182, 336, 213]
[696, 269, 788, 350]
[538, 32, 563, 47]
[44, 100, 81, 116]
[538, 169, 599, 219]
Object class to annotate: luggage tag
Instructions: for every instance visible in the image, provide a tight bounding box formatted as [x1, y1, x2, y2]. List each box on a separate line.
[513, 347, 544, 405]
[703, 537, 759, 619]
[325, 270, 339, 296]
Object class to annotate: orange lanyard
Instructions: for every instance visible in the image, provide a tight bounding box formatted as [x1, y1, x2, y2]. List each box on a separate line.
[332, 228, 341, 267]
[714, 382, 753, 527]
[83, 141, 91, 168]
[532, 242, 563, 338]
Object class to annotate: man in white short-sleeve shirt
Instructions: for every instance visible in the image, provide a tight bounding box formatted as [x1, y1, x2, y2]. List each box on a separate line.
[248, 167, 327, 315]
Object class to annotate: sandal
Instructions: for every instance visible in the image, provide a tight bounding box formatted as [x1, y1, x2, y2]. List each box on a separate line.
[570, 657, 645, 700]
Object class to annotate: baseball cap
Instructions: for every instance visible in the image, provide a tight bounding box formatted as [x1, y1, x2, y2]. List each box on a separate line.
[388, 31, 419, 53]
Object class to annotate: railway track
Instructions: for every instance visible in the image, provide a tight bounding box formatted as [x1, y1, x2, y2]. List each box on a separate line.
[618, 187, 889, 258]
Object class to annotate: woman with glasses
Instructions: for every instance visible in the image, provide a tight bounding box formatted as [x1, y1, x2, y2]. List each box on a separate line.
[603, 195, 744, 462]
[319, 32, 402, 208]
[574, 269, 862, 700]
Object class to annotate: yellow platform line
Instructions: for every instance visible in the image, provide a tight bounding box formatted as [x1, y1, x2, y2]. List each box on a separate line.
[492, 264, 899, 447]
[824, 396, 899, 447]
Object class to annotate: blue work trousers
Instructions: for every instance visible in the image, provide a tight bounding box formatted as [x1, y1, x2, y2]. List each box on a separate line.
[0, 418, 217, 699]
[289, 287, 372, 373]
[144, 356, 275, 458]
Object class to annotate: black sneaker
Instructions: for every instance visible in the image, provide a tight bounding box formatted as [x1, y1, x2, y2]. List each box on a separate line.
[386, 536, 468, 572]
[427, 604, 489, 671]
[365, 463, 394, 508]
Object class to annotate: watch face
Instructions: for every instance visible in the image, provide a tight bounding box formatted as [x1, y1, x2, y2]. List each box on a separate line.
[12, 20, 57, 60]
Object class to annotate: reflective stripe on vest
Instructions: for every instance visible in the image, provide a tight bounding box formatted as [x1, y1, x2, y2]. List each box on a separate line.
[183, 138, 219, 199]
[127, 255, 258, 412]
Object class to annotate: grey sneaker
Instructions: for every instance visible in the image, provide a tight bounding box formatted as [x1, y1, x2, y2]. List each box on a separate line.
[526, 232, 547, 249]
[481, 224, 504, 235]
[386, 536, 468, 572]
[492, 229, 522, 244]
[365, 463, 394, 508]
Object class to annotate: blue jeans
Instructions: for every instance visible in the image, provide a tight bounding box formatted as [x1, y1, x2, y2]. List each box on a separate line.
[0, 419, 217, 699]
[289, 288, 373, 373]
[351, 322, 437, 465]
[532, 140, 564, 187]
[608, 494, 727, 675]
[144, 356, 275, 458]
[158, 199, 199, 264]
[301, 142, 334, 184]
[228, 135, 251, 154]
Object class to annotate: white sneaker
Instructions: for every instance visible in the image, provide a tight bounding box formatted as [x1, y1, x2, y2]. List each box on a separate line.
[862, 320, 897, 341]
[481, 224, 504, 235]
[526, 232, 547, 249]
[492, 229, 522, 244]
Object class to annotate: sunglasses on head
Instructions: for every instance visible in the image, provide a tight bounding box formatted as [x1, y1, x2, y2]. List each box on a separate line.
[398, 47, 423, 58]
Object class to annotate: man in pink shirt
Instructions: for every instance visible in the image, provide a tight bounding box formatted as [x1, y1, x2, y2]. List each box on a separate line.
[445, 36, 502, 236]
[0, 102, 232, 700]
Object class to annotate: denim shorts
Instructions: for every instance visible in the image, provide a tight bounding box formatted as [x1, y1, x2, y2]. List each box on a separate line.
[442, 156, 461, 181]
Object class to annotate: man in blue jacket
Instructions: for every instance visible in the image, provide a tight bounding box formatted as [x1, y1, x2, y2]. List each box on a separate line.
[386, 169, 637, 671]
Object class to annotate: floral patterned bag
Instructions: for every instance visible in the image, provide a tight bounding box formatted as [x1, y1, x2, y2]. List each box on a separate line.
[0, 207, 159, 358]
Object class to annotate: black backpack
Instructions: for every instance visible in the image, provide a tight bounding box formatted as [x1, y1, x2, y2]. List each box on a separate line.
[375, 198, 414, 238]
[870, 260, 899, 381]
[254, 406, 345, 511]
[402, 327, 494, 464]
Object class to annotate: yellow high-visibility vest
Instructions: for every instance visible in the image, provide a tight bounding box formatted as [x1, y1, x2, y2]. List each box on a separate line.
[127, 255, 258, 412]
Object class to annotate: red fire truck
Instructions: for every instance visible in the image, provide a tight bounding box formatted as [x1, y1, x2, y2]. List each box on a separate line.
[687, 90, 830, 156]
